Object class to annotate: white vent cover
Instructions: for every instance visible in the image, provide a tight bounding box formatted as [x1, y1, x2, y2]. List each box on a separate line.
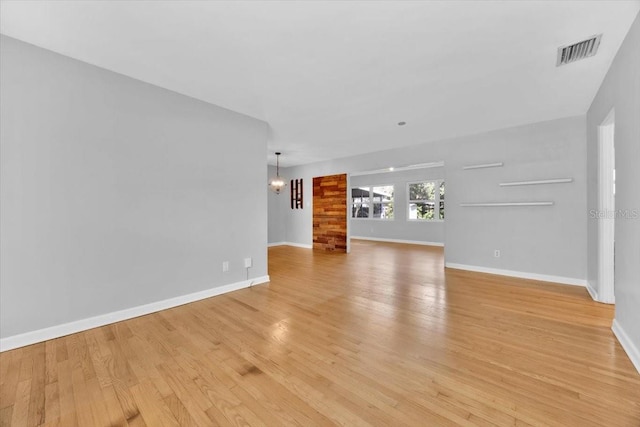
[557, 34, 602, 66]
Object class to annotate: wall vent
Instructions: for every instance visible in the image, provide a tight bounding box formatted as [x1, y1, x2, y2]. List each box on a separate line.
[556, 34, 602, 66]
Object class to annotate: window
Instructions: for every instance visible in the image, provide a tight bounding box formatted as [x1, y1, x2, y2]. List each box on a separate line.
[351, 185, 394, 219]
[408, 180, 445, 220]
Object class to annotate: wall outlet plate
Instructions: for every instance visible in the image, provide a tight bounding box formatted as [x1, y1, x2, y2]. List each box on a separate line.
[244, 258, 252, 268]
[494, 250, 501, 258]
[222, 261, 229, 272]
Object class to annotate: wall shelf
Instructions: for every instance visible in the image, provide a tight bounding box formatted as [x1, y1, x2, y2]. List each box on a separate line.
[462, 162, 504, 170]
[499, 178, 573, 187]
[460, 202, 554, 207]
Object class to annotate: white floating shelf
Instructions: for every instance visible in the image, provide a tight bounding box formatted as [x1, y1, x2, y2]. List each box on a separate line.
[462, 162, 504, 170]
[460, 202, 554, 207]
[499, 178, 573, 187]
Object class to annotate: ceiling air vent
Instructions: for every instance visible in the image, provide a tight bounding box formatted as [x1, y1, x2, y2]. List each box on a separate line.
[556, 34, 602, 66]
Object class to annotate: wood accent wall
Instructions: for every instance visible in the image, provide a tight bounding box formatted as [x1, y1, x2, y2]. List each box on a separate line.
[313, 174, 347, 252]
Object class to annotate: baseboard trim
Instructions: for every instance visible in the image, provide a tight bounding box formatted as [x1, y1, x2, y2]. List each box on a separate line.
[0, 275, 270, 352]
[269, 242, 313, 249]
[444, 263, 586, 287]
[286, 242, 313, 249]
[612, 319, 640, 374]
[586, 281, 599, 301]
[351, 236, 444, 247]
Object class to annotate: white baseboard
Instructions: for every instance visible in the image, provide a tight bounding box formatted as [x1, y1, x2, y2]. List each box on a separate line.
[286, 242, 313, 249]
[444, 263, 586, 287]
[586, 281, 599, 301]
[351, 236, 444, 247]
[585, 281, 615, 304]
[268, 242, 313, 249]
[612, 319, 640, 374]
[0, 275, 270, 352]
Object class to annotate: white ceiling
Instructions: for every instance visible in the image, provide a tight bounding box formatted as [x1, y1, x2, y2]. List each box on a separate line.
[1, 1, 639, 166]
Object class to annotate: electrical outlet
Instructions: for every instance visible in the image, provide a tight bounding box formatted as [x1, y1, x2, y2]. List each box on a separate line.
[222, 261, 229, 272]
[494, 250, 501, 258]
[244, 257, 252, 268]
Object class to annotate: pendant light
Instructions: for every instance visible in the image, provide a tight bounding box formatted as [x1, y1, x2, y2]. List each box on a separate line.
[269, 152, 286, 194]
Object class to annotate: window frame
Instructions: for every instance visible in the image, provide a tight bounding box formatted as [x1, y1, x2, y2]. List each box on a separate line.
[350, 184, 395, 220]
[406, 179, 445, 222]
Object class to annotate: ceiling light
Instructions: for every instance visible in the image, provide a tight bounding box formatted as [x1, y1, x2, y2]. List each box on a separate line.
[389, 167, 394, 171]
[269, 152, 286, 194]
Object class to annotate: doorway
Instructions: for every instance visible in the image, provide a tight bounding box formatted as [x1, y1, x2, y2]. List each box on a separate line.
[597, 108, 615, 304]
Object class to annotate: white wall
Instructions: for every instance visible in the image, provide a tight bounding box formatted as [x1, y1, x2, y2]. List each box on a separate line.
[587, 13, 640, 370]
[278, 115, 587, 283]
[0, 36, 269, 340]
[445, 117, 586, 281]
[350, 167, 445, 244]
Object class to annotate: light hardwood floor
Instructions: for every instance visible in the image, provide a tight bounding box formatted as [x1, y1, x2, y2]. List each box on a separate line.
[1, 240, 639, 426]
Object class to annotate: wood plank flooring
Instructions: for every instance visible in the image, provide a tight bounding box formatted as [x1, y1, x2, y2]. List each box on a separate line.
[1, 240, 639, 426]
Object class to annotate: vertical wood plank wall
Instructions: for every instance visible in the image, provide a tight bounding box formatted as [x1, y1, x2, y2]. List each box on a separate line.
[312, 174, 347, 252]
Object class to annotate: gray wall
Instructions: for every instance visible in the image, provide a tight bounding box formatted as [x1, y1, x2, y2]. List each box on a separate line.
[267, 165, 287, 244]
[445, 117, 586, 279]
[587, 14, 640, 347]
[0, 36, 269, 338]
[350, 167, 445, 244]
[280, 115, 587, 281]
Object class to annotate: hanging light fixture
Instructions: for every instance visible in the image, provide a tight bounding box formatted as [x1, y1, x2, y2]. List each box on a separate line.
[269, 152, 286, 194]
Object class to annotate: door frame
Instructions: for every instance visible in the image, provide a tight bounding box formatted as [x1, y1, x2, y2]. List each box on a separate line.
[597, 108, 615, 304]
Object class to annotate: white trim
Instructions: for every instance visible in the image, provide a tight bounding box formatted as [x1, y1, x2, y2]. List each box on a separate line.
[346, 173, 351, 254]
[351, 236, 444, 247]
[285, 242, 313, 249]
[350, 184, 395, 220]
[407, 179, 445, 221]
[597, 109, 615, 304]
[445, 263, 586, 287]
[350, 217, 394, 221]
[460, 202, 554, 207]
[499, 178, 573, 187]
[350, 161, 444, 177]
[612, 319, 640, 374]
[586, 281, 599, 301]
[0, 276, 270, 352]
[276, 242, 313, 249]
[267, 242, 312, 249]
[462, 162, 503, 170]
